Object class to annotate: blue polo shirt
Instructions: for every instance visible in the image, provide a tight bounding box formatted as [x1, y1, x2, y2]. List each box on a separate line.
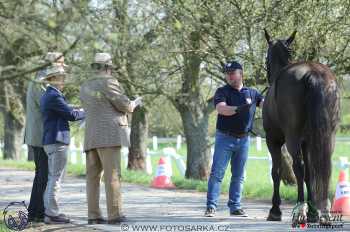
[214, 84, 263, 134]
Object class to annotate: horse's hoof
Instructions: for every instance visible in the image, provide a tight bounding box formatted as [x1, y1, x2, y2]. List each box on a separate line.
[267, 213, 282, 221]
[319, 215, 332, 226]
[307, 213, 319, 223]
[307, 202, 319, 223]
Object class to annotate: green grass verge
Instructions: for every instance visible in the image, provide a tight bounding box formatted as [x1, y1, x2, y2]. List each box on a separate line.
[0, 211, 11, 232]
[0, 156, 341, 203]
[0, 139, 347, 202]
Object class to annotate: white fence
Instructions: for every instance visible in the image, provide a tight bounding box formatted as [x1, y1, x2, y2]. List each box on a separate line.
[1, 136, 349, 183]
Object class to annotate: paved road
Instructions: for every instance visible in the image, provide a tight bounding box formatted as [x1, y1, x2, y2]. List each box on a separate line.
[0, 168, 349, 231]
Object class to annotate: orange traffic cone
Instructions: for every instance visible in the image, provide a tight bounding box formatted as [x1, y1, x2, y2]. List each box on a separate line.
[151, 157, 175, 189]
[331, 169, 350, 216]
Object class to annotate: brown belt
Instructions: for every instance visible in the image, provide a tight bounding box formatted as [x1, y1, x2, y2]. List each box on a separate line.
[218, 130, 248, 138]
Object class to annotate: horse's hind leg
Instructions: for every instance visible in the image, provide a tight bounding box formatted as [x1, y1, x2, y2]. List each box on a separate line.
[302, 142, 318, 222]
[266, 138, 283, 221]
[285, 138, 307, 224]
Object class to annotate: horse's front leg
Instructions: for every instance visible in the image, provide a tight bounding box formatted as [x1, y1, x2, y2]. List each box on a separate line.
[286, 139, 307, 225]
[266, 138, 283, 221]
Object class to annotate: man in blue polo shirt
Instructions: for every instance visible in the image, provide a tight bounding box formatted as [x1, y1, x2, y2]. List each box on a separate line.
[205, 61, 264, 217]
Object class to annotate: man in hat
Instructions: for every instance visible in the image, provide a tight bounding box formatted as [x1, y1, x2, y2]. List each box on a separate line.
[40, 64, 85, 224]
[25, 52, 66, 223]
[80, 52, 142, 224]
[204, 61, 264, 217]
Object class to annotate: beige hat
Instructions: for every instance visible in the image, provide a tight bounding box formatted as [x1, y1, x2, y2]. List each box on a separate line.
[44, 65, 66, 79]
[91, 52, 113, 66]
[45, 52, 68, 67]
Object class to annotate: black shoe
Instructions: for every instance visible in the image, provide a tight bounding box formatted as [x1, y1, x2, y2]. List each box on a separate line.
[108, 216, 127, 224]
[204, 208, 216, 217]
[28, 216, 35, 223]
[88, 218, 108, 225]
[34, 217, 45, 223]
[44, 214, 70, 224]
[230, 209, 248, 217]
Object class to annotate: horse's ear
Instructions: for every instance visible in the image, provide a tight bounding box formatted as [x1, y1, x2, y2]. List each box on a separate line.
[264, 28, 272, 44]
[286, 30, 297, 46]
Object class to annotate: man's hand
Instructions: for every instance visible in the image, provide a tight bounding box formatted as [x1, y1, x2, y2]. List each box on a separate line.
[134, 97, 143, 107]
[216, 102, 237, 116]
[235, 103, 252, 113]
[257, 99, 264, 108]
[131, 96, 143, 109]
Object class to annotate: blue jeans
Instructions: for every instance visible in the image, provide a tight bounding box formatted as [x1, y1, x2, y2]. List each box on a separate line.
[43, 144, 68, 217]
[207, 131, 249, 211]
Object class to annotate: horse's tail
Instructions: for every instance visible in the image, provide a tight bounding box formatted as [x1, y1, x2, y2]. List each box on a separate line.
[304, 68, 340, 207]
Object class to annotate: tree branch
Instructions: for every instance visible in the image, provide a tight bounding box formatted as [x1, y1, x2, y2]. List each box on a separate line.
[0, 33, 83, 82]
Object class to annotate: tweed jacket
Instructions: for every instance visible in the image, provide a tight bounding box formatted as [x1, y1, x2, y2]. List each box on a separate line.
[80, 74, 133, 152]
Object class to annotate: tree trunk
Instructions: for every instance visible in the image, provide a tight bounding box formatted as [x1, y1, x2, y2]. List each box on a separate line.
[280, 144, 297, 185]
[127, 106, 148, 171]
[169, 30, 213, 180]
[177, 104, 211, 180]
[3, 110, 24, 160]
[1, 38, 27, 160]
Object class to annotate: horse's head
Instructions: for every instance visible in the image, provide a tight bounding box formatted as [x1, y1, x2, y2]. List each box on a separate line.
[264, 29, 297, 84]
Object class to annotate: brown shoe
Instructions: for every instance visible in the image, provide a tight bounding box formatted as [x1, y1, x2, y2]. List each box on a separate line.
[88, 218, 107, 225]
[108, 216, 127, 224]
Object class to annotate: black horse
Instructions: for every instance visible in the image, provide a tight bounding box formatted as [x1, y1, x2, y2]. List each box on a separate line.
[263, 29, 340, 225]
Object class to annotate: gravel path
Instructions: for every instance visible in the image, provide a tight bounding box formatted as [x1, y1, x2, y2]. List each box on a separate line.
[0, 168, 348, 231]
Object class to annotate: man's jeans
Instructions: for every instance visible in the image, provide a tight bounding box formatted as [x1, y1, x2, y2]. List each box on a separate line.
[43, 144, 68, 217]
[207, 131, 249, 211]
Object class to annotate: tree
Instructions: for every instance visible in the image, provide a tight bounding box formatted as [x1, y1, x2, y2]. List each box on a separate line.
[73, 0, 163, 171]
[0, 0, 89, 159]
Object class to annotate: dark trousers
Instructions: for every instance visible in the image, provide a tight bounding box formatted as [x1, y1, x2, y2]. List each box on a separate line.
[28, 146, 48, 219]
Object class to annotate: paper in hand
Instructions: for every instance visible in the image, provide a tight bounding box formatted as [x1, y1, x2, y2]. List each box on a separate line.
[134, 96, 143, 107]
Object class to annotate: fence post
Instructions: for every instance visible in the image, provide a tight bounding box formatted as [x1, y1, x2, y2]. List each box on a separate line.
[146, 149, 153, 175]
[22, 144, 28, 160]
[175, 156, 186, 177]
[176, 135, 182, 150]
[152, 136, 158, 151]
[121, 147, 128, 168]
[69, 138, 77, 164]
[339, 156, 349, 170]
[79, 143, 85, 165]
[256, 136, 262, 151]
[165, 156, 173, 177]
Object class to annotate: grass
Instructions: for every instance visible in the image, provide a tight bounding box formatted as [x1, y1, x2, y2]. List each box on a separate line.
[0, 211, 11, 232]
[0, 138, 349, 203]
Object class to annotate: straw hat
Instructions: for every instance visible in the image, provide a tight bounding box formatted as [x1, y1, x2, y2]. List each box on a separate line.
[44, 65, 66, 80]
[91, 52, 113, 67]
[45, 52, 68, 67]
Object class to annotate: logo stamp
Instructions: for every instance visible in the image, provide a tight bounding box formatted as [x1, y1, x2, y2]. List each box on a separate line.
[3, 201, 28, 231]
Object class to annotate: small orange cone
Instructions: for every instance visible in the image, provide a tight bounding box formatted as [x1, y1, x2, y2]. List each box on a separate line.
[331, 169, 350, 216]
[151, 157, 175, 189]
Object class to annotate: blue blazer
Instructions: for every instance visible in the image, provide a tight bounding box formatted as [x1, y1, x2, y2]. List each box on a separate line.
[40, 86, 85, 145]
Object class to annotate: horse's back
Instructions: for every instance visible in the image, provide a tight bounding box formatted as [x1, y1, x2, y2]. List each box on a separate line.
[283, 62, 336, 83]
[264, 62, 337, 138]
